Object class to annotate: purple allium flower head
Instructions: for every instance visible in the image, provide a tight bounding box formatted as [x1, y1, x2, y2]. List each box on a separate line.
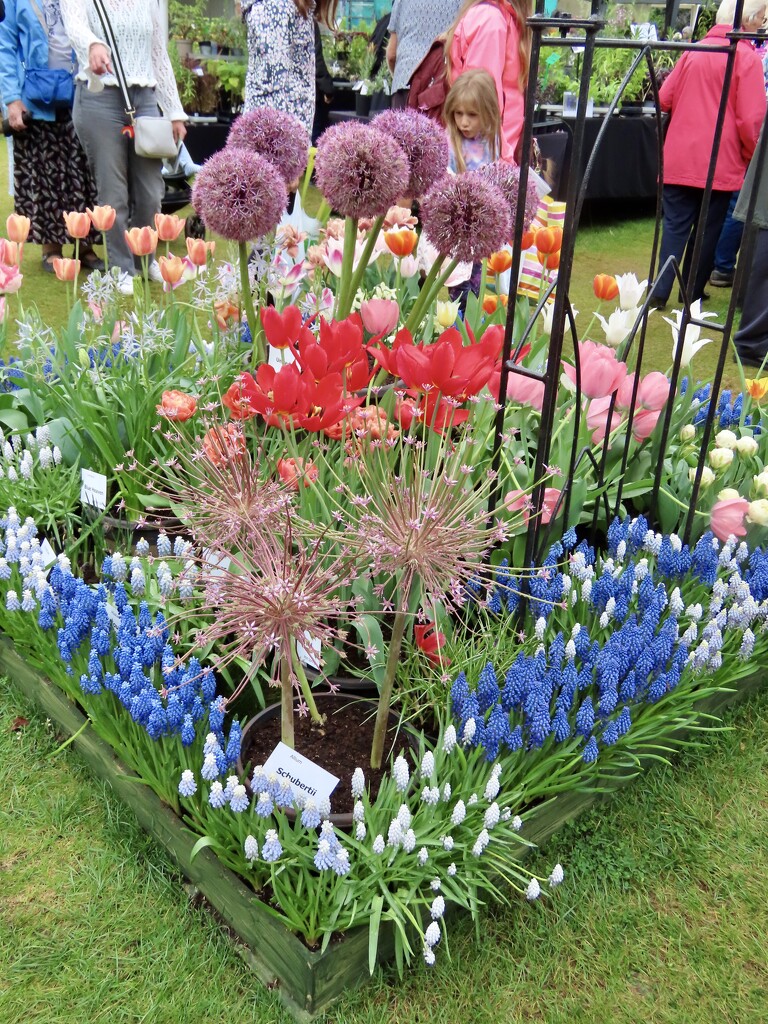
[192, 148, 287, 243]
[227, 107, 310, 185]
[370, 108, 449, 197]
[420, 173, 511, 263]
[314, 122, 410, 220]
[475, 161, 540, 232]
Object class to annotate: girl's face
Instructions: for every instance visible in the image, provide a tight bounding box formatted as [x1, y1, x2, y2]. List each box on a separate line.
[453, 104, 482, 140]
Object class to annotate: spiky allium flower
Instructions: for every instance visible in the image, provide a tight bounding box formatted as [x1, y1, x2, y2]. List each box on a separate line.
[420, 173, 511, 263]
[192, 148, 287, 242]
[227, 107, 310, 184]
[370, 108, 449, 197]
[174, 519, 357, 700]
[475, 161, 539, 232]
[314, 122, 410, 220]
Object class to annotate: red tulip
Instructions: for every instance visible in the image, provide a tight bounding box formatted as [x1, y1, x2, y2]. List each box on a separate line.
[414, 623, 450, 667]
[260, 304, 303, 349]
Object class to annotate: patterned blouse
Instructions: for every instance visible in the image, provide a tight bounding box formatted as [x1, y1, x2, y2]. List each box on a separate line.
[242, 0, 315, 134]
[388, 0, 464, 93]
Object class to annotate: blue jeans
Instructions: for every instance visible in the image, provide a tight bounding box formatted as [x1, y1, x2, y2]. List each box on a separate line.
[713, 191, 744, 274]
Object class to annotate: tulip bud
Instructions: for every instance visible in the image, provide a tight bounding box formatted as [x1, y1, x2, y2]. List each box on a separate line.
[487, 250, 513, 275]
[434, 300, 460, 331]
[124, 226, 158, 257]
[709, 447, 734, 470]
[398, 255, 419, 279]
[753, 470, 768, 497]
[63, 210, 92, 239]
[534, 227, 563, 255]
[154, 213, 186, 242]
[714, 429, 738, 449]
[78, 348, 91, 369]
[679, 424, 696, 442]
[717, 487, 741, 501]
[52, 257, 80, 282]
[593, 274, 619, 302]
[6, 213, 31, 244]
[734, 435, 759, 457]
[691, 466, 715, 488]
[87, 205, 117, 232]
[747, 498, 768, 525]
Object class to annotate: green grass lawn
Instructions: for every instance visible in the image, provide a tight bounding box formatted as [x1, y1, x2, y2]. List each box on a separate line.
[2, 680, 768, 1023]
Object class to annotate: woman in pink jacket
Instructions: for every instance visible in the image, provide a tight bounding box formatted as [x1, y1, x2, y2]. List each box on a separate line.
[653, 0, 766, 307]
[446, 0, 532, 164]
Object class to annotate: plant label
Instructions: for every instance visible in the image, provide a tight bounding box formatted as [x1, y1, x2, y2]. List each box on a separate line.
[39, 538, 57, 569]
[80, 468, 108, 510]
[262, 741, 339, 804]
[296, 632, 321, 670]
[202, 548, 231, 578]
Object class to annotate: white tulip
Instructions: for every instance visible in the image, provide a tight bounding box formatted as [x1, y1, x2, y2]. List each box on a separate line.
[690, 466, 715, 488]
[717, 488, 741, 501]
[595, 308, 635, 348]
[714, 429, 738, 449]
[680, 424, 696, 441]
[709, 447, 734, 470]
[735, 435, 759, 457]
[753, 470, 768, 497]
[747, 499, 768, 525]
[615, 271, 648, 310]
[663, 300, 718, 366]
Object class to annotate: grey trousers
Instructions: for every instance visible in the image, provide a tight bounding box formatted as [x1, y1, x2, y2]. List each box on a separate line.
[73, 83, 165, 274]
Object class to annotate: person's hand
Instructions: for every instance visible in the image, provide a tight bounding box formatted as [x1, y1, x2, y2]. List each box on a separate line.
[323, 93, 333, 105]
[89, 42, 113, 75]
[7, 100, 28, 132]
[172, 120, 187, 144]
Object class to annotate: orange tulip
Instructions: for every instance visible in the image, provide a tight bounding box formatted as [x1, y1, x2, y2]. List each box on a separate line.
[214, 299, 240, 329]
[746, 377, 768, 401]
[87, 205, 117, 232]
[521, 228, 536, 250]
[154, 212, 186, 242]
[202, 423, 245, 467]
[482, 294, 508, 314]
[124, 226, 158, 257]
[384, 227, 418, 258]
[158, 254, 186, 286]
[0, 240, 21, 266]
[157, 390, 197, 421]
[534, 226, 563, 255]
[53, 258, 81, 282]
[186, 237, 215, 266]
[487, 250, 513, 274]
[537, 249, 561, 270]
[6, 214, 31, 244]
[63, 211, 92, 239]
[277, 457, 318, 491]
[593, 273, 619, 302]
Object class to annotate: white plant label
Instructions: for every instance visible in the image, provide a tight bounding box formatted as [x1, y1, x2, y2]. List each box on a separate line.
[296, 631, 321, 670]
[80, 468, 108, 510]
[262, 741, 339, 804]
[202, 547, 231, 578]
[39, 538, 57, 569]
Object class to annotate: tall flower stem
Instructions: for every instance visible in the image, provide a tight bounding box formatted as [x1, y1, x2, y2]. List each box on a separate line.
[336, 214, 385, 320]
[292, 639, 324, 725]
[403, 256, 459, 337]
[333, 216, 358, 321]
[238, 241, 264, 363]
[370, 600, 409, 770]
[281, 654, 295, 749]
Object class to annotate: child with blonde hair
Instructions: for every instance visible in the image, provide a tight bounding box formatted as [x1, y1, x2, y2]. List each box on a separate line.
[443, 68, 501, 173]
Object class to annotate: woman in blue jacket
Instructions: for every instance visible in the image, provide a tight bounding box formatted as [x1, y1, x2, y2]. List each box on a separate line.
[0, 0, 101, 272]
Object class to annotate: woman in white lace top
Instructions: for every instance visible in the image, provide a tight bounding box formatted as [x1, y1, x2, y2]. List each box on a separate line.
[60, 0, 187, 285]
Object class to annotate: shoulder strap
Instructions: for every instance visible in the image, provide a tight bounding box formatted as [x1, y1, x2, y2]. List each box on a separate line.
[91, 0, 135, 119]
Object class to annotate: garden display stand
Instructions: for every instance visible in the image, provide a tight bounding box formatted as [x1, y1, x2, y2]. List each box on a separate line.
[3, 631, 764, 1020]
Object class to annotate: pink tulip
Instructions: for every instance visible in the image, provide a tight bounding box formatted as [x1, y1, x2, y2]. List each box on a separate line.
[563, 340, 627, 400]
[637, 371, 669, 411]
[503, 488, 532, 524]
[710, 497, 749, 542]
[360, 298, 399, 337]
[615, 371, 636, 411]
[631, 408, 661, 441]
[587, 395, 621, 444]
[0, 262, 23, 293]
[505, 370, 545, 412]
[541, 487, 563, 524]
[0, 297, 5, 323]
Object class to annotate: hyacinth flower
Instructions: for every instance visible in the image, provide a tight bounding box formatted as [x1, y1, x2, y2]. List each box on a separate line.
[456, 516, 768, 808]
[176, 712, 560, 962]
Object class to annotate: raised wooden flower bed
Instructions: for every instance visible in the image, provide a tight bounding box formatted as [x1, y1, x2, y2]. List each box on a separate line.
[4, 632, 764, 1020]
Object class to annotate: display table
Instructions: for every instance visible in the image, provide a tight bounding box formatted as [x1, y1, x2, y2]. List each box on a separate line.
[536, 108, 663, 203]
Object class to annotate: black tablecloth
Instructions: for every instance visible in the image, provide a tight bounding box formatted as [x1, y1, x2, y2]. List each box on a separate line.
[537, 114, 661, 203]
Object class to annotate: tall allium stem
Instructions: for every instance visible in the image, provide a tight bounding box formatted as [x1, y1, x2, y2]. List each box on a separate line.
[281, 654, 295, 749]
[239, 241, 264, 364]
[292, 639, 324, 724]
[337, 214, 385, 320]
[402, 256, 459, 337]
[370, 599, 409, 770]
[334, 216, 358, 321]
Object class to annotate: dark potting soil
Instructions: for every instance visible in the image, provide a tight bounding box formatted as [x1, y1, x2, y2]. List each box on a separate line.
[240, 696, 407, 816]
